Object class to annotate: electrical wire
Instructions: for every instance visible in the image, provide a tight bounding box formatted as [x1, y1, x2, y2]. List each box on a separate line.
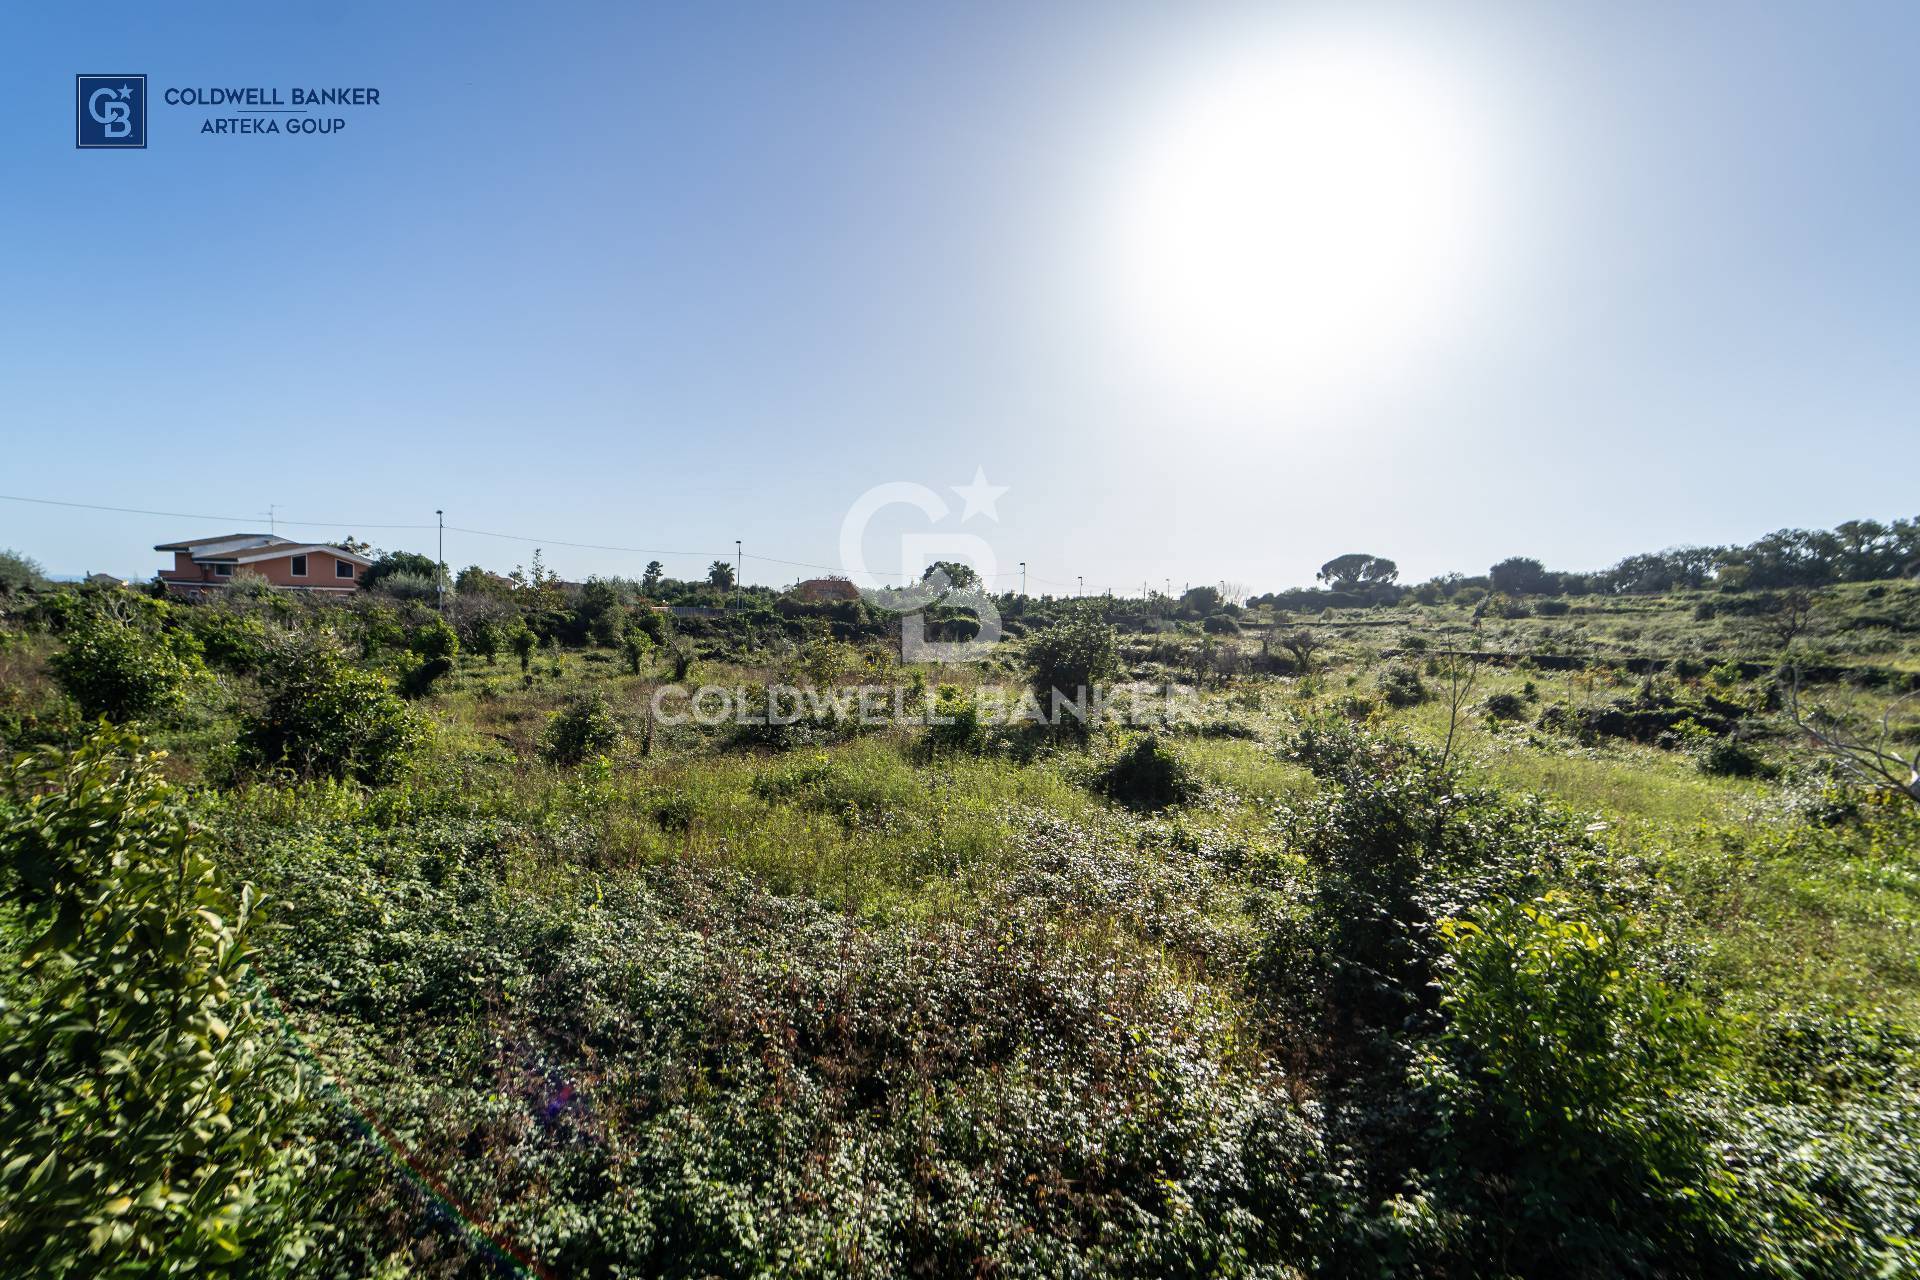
[0, 491, 1133, 595]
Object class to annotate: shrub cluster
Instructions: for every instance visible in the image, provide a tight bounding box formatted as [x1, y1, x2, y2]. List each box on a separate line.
[0, 732, 310, 1275]
[540, 692, 622, 764]
[238, 633, 422, 783]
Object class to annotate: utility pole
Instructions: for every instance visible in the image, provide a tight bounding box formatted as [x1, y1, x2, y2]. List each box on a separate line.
[1164, 578, 1171, 599]
[435, 510, 445, 610]
[1019, 561, 1026, 598]
[734, 539, 742, 610]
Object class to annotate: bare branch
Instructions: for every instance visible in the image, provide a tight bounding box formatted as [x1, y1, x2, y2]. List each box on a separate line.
[1787, 668, 1920, 806]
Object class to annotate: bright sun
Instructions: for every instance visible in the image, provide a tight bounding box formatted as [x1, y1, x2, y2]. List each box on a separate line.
[1107, 29, 1497, 409]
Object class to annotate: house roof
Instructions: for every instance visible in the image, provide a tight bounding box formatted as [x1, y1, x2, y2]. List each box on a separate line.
[229, 543, 373, 567]
[154, 533, 372, 567]
[155, 533, 286, 553]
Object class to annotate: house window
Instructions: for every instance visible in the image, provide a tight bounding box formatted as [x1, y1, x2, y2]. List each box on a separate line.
[290, 555, 308, 577]
[336, 560, 355, 579]
[214, 563, 233, 577]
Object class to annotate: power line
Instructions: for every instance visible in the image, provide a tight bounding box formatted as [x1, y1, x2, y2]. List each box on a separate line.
[0, 492, 434, 529]
[0, 490, 1142, 595]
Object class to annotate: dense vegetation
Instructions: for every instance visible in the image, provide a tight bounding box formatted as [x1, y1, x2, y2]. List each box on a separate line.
[1, 526, 1917, 1277]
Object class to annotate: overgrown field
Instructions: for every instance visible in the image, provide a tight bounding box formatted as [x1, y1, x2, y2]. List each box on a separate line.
[2, 570, 1918, 1277]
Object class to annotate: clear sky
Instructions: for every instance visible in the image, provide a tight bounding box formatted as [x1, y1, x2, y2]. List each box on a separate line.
[3, 1, 1915, 591]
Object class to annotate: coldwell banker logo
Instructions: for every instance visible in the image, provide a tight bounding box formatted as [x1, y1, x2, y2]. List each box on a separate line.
[76, 75, 146, 149]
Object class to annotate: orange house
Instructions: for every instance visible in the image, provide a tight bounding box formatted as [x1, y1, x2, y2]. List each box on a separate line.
[155, 533, 372, 596]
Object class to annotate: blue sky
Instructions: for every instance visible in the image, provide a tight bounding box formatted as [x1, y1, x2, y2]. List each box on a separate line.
[3, 1, 1915, 590]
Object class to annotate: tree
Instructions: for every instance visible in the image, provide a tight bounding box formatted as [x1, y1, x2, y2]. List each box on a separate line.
[1280, 628, 1322, 674]
[577, 577, 627, 647]
[361, 549, 440, 593]
[643, 560, 664, 592]
[0, 549, 49, 600]
[455, 564, 513, 597]
[1316, 554, 1398, 593]
[1489, 557, 1556, 596]
[1178, 585, 1223, 617]
[921, 560, 979, 591]
[1833, 520, 1903, 582]
[707, 560, 736, 589]
[1757, 589, 1816, 650]
[507, 550, 566, 618]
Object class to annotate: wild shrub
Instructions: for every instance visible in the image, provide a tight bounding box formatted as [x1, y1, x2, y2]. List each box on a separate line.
[588, 606, 625, 648]
[1694, 731, 1772, 778]
[185, 607, 272, 673]
[1416, 893, 1724, 1270]
[1025, 607, 1120, 738]
[577, 578, 627, 648]
[48, 606, 204, 722]
[1092, 734, 1198, 812]
[1251, 719, 1919, 1274]
[922, 683, 985, 755]
[630, 608, 672, 645]
[540, 693, 622, 765]
[0, 548, 50, 598]
[511, 624, 536, 673]
[0, 731, 310, 1275]
[1376, 662, 1431, 707]
[1257, 723, 1473, 1052]
[1201, 612, 1241, 635]
[729, 683, 841, 752]
[370, 569, 438, 601]
[408, 615, 459, 664]
[238, 633, 422, 783]
[621, 628, 653, 674]
[395, 615, 458, 698]
[1480, 690, 1526, 720]
[467, 616, 503, 663]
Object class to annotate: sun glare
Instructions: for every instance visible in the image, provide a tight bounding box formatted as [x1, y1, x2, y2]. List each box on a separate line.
[1107, 29, 1499, 410]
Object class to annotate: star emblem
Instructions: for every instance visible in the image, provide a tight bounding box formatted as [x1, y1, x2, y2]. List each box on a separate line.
[951, 467, 1008, 523]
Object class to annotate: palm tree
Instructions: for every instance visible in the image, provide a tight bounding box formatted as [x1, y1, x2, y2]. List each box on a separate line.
[707, 560, 735, 589]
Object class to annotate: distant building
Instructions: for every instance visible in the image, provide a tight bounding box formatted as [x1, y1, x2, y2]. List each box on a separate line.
[84, 573, 128, 587]
[793, 577, 861, 603]
[155, 533, 372, 596]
